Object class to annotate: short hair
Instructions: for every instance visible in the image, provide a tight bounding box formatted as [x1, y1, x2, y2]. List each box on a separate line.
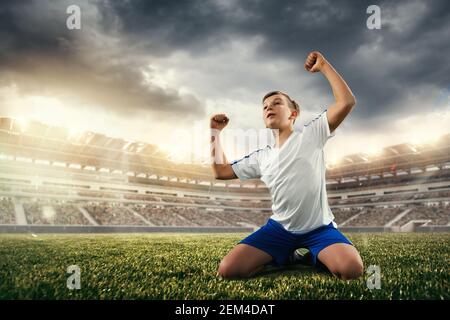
[262, 90, 300, 124]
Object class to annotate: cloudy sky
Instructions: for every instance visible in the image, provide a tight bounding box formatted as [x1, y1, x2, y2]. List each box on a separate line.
[0, 0, 449, 165]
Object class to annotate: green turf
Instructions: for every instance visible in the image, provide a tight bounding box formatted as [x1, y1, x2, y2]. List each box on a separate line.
[0, 233, 448, 299]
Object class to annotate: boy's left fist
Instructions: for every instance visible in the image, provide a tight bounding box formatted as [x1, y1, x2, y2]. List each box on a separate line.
[304, 51, 327, 73]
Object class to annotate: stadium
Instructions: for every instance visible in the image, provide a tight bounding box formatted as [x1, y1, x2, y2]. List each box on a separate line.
[1, 117, 449, 233]
[1, 0, 449, 307]
[0, 117, 448, 299]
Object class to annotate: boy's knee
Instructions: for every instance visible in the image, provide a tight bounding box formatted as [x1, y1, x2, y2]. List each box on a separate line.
[217, 261, 230, 279]
[336, 258, 364, 280]
[217, 261, 238, 279]
[217, 260, 253, 280]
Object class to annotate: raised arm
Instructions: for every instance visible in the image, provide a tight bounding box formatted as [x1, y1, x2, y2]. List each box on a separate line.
[210, 114, 237, 180]
[304, 51, 356, 133]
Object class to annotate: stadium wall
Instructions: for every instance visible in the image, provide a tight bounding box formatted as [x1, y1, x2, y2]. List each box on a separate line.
[415, 226, 450, 233]
[1, 225, 449, 233]
[0, 225, 254, 234]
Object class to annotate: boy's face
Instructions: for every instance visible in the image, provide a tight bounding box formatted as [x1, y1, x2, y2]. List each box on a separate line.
[262, 94, 297, 129]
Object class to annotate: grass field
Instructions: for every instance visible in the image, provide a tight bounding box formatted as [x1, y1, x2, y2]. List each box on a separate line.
[0, 233, 448, 299]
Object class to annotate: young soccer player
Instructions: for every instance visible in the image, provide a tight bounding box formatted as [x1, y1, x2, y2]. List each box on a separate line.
[210, 51, 363, 280]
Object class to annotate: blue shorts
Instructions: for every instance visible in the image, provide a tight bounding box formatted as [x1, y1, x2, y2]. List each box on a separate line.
[238, 218, 353, 267]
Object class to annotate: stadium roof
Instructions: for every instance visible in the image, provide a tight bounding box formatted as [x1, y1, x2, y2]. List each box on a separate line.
[0, 117, 215, 181]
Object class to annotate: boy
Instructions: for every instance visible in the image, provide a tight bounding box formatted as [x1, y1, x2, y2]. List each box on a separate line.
[210, 51, 363, 280]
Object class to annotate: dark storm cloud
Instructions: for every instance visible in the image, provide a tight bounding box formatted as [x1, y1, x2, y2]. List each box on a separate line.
[0, 0, 205, 119]
[97, 0, 450, 126]
[0, 0, 449, 128]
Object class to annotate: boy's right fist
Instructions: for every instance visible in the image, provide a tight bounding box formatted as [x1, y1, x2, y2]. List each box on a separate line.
[210, 114, 229, 131]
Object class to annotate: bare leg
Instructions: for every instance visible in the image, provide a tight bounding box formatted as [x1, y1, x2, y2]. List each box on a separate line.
[317, 243, 364, 280]
[217, 244, 273, 279]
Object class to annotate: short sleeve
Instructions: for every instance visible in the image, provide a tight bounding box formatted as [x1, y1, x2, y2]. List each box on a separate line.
[230, 148, 263, 180]
[303, 109, 335, 148]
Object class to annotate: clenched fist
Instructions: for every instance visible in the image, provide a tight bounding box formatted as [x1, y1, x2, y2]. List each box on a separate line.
[304, 51, 327, 73]
[210, 114, 229, 131]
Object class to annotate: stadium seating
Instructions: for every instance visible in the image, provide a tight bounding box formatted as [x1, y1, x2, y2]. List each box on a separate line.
[3, 193, 449, 228]
[175, 207, 234, 226]
[23, 201, 50, 225]
[0, 117, 449, 230]
[52, 203, 91, 225]
[130, 204, 198, 226]
[205, 209, 256, 226]
[393, 204, 449, 226]
[84, 203, 146, 226]
[332, 207, 364, 225]
[0, 197, 15, 224]
[345, 207, 405, 226]
[231, 211, 272, 226]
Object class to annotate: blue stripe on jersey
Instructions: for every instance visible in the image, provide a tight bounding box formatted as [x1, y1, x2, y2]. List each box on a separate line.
[231, 148, 264, 165]
[303, 109, 327, 127]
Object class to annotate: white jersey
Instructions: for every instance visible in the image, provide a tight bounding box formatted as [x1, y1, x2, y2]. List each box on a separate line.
[231, 109, 336, 234]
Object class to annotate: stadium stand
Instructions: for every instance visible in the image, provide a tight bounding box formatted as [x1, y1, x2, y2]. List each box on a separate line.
[52, 202, 91, 225]
[0, 197, 15, 224]
[344, 207, 405, 227]
[232, 211, 273, 227]
[206, 209, 256, 227]
[393, 203, 449, 226]
[130, 204, 198, 226]
[23, 201, 49, 225]
[332, 207, 364, 225]
[0, 117, 449, 232]
[84, 203, 147, 226]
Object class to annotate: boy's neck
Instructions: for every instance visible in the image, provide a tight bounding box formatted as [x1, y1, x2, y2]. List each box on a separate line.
[273, 127, 294, 149]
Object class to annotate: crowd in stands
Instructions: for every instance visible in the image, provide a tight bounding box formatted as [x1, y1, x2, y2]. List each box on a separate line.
[23, 201, 49, 224]
[1, 189, 448, 228]
[126, 204, 273, 227]
[332, 204, 449, 227]
[206, 209, 255, 227]
[332, 207, 364, 225]
[393, 204, 449, 226]
[130, 204, 195, 226]
[0, 197, 15, 224]
[16, 199, 91, 225]
[174, 207, 230, 226]
[230, 211, 272, 227]
[8, 181, 449, 212]
[52, 203, 90, 225]
[346, 206, 405, 226]
[85, 203, 146, 225]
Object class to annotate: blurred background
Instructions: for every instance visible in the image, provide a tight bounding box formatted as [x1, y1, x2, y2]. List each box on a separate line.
[0, 0, 449, 233]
